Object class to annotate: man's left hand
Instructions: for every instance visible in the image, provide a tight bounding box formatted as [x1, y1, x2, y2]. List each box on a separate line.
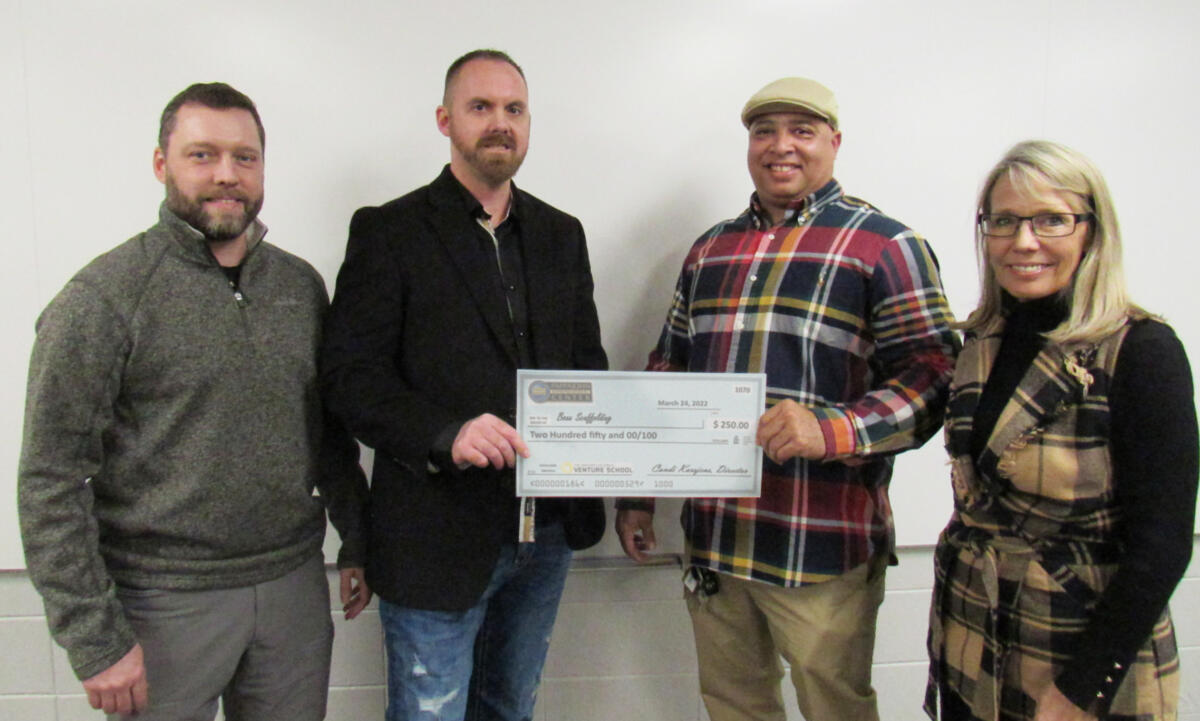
[339, 567, 372, 620]
[757, 399, 826, 463]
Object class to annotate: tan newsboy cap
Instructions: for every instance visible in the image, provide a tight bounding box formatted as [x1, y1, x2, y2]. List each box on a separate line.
[741, 77, 838, 129]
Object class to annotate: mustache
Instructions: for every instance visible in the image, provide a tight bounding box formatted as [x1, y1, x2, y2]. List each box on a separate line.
[476, 132, 515, 150]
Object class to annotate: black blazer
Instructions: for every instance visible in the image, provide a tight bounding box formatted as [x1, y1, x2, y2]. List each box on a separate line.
[321, 167, 608, 611]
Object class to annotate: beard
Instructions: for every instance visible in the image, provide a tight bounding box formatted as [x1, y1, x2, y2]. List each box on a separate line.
[454, 130, 527, 187]
[164, 174, 263, 242]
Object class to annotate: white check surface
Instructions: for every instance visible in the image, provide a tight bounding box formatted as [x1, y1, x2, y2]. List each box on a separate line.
[516, 370, 765, 497]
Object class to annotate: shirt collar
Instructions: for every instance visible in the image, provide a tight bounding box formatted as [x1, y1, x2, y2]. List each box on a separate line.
[748, 178, 843, 230]
[440, 164, 523, 227]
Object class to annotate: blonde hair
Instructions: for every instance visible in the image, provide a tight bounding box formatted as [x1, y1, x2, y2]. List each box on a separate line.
[958, 140, 1148, 345]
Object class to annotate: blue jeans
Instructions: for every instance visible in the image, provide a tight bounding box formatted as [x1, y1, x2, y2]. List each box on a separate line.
[380, 522, 572, 721]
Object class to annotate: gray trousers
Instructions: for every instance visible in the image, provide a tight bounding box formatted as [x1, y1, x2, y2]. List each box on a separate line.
[110, 552, 333, 721]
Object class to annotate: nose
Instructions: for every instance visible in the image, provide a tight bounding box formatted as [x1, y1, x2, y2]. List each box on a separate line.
[486, 106, 512, 131]
[1010, 218, 1041, 250]
[766, 129, 787, 152]
[764, 129, 797, 157]
[213, 154, 239, 185]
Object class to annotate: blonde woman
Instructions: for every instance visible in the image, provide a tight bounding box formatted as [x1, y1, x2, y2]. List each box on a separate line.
[926, 140, 1197, 721]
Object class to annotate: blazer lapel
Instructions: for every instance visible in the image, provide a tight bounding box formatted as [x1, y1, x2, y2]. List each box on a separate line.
[521, 207, 560, 370]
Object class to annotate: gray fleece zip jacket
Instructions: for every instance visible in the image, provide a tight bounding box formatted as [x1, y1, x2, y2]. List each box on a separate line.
[18, 205, 368, 680]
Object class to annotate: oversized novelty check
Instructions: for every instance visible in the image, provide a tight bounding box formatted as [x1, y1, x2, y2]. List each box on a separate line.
[515, 370, 766, 497]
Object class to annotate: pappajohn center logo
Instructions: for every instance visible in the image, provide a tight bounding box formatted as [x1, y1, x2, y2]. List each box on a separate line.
[528, 381, 594, 403]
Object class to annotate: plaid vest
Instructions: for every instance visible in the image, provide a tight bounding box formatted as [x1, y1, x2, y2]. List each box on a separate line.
[925, 319, 1179, 720]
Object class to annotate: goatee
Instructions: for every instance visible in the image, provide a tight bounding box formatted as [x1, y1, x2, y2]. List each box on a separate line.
[459, 131, 526, 187]
[165, 177, 263, 242]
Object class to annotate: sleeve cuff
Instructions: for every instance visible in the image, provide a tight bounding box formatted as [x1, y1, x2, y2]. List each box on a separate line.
[68, 624, 138, 681]
[335, 540, 366, 569]
[808, 406, 859, 458]
[616, 498, 656, 513]
[1054, 655, 1132, 717]
[427, 421, 463, 474]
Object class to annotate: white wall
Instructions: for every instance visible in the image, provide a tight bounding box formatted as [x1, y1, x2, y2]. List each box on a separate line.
[4, 0, 1200, 569]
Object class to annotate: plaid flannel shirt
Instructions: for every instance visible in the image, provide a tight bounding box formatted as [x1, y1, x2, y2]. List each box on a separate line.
[642, 179, 957, 586]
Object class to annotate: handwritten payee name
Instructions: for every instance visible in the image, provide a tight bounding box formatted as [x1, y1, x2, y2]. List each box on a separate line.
[556, 411, 612, 425]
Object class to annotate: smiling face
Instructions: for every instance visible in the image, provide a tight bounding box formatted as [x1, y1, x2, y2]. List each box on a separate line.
[746, 111, 841, 224]
[437, 58, 530, 189]
[985, 174, 1089, 301]
[153, 104, 264, 244]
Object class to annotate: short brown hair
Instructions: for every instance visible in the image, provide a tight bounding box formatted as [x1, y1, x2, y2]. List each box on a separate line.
[159, 82, 264, 152]
[443, 49, 524, 104]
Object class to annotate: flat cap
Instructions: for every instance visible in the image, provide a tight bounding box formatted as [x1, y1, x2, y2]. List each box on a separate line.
[741, 77, 838, 129]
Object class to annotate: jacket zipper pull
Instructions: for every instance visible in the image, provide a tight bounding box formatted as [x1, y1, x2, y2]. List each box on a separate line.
[229, 279, 249, 308]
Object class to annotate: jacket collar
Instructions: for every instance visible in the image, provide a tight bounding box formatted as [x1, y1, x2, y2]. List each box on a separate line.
[429, 165, 525, 225]
[157, 202, 267, 266]
[949, 316, 1094, 483]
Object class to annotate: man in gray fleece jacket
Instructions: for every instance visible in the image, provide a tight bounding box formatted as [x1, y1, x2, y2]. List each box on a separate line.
[17, 83, 370, 720]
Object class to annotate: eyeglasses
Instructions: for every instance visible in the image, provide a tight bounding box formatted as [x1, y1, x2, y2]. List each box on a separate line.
[977, 212, 1092, 238]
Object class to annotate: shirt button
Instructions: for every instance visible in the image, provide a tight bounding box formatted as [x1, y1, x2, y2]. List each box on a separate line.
[750, 274, 758, 282]
[508, 284, 516, 291]
[517, 331, 526, 337]
[767, 233, 775, 241]
[735, 321, 745, 330]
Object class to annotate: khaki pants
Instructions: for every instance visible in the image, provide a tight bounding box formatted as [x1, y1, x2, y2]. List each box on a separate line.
[686, 555, 887, 721]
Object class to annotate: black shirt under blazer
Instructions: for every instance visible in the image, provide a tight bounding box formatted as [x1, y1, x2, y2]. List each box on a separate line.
[321, 167, 608, 611]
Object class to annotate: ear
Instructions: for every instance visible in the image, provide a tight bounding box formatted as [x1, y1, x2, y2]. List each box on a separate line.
[436, 106, 451, 138]
[830, 129, 843, 154]
[152, 147, 167, 184]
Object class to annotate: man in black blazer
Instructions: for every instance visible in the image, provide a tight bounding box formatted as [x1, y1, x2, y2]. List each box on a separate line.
[321, 49, 607, 721]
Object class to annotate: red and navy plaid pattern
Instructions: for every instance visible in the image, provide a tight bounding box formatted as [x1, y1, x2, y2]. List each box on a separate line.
[649, 180, 958, 586]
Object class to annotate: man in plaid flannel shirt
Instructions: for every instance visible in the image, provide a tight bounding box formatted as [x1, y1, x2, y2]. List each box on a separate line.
[616, 77, 958, 721]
